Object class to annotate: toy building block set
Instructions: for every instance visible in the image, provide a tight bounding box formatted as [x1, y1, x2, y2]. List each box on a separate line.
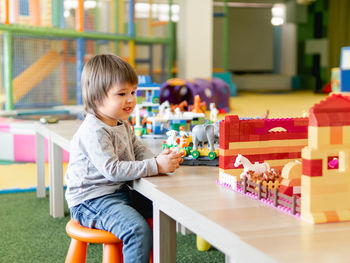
[132, 76, 228, 142]
[162, 121, 220, 166]
[218, 94, 350, 224]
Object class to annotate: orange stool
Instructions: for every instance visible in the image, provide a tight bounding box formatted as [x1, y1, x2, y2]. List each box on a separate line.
[65, 219, 153, 263]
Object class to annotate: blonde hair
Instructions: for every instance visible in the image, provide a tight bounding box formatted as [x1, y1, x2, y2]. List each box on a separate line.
[81, 54, 138, 115]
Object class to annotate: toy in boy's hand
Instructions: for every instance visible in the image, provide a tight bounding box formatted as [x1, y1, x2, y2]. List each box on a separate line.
[156, 148, 183, 173]
[165, 130, 178, 147]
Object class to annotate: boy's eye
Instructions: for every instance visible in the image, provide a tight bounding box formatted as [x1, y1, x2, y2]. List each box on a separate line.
[131, 91, 136, 95]
[118, 93, 126, 96]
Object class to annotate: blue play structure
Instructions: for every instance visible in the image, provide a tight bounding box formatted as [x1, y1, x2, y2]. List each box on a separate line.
[213, 71, 237, 96]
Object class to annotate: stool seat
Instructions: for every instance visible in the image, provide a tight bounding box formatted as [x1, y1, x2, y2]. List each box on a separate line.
[66, 219, 121, 244]
[65, 219, 153, 263]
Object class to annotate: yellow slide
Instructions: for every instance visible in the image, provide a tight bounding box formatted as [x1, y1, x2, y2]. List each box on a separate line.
[13, 50, 63, 103]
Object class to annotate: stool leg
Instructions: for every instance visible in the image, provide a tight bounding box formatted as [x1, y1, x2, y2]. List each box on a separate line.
[65, 239, 87, 263]
[102, 243, 123, 263]
[149, 249, 153, 263]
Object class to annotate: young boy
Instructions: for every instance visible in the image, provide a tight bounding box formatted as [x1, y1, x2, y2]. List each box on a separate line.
[65, 54, 183, 263]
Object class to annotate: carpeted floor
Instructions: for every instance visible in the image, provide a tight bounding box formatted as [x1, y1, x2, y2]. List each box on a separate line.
[0, 191, 225, 262]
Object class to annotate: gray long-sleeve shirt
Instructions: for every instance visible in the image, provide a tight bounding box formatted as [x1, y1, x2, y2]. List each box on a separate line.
[65, 113, 158, 208]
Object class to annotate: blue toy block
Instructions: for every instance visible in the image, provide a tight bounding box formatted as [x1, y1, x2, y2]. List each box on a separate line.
[138, 75, 152, 85]
[146, 91, 152, 102]
[153, 123, 162, 134]
[152, 89, 160, 96]
[340, 47, 350, 92]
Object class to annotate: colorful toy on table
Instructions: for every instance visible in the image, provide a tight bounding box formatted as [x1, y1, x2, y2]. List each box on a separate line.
[300, 94, 350, 224]
[218, 114, 308, 217]
[184, 122, 220, 165]
[136, 76, 160, 109]
[133, 77, 162, 137]
[162, 121, 220, 166]
[218, 115, 309, 188]
[134, 83, 215, 139]
[137, 98, 206, 138]
[219, 94, 350, 224]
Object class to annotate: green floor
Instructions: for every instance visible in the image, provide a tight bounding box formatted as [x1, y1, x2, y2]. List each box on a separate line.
[0, 191, 224, 263]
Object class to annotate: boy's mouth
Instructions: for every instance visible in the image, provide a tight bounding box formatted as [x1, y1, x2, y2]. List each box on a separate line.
[124, 107, 133, 113]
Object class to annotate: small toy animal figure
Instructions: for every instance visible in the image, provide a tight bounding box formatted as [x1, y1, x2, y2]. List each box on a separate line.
[234, 154, 271, 180]
[209, 103, 219, 122]
[179, 126, 190, 148]
[159, 100, 170, 115]
[174, 107, 182, 118]
[192, 122, 219, 151]
[164, 107, 173, 118]
[166, 130, 178, 146]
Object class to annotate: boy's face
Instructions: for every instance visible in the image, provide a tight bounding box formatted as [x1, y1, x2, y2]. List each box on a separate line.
[96, 82, 137, 126]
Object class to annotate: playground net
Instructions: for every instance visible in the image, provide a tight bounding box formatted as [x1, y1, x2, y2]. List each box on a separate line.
[9, 35, 167, 109]
[0, 1, 172, 109]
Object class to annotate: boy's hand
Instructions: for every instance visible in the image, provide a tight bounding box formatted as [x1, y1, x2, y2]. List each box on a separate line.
[156, 148, 183, 173]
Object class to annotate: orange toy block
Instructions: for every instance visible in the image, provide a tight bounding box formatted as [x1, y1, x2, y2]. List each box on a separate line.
[330, 126, 343, 145]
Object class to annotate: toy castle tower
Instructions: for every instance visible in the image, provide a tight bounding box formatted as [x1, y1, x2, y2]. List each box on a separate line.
[301, 94, 350, 223]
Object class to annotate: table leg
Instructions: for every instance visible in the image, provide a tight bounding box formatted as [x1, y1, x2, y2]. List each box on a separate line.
[153, 203, 176, 263]
[49, 139, 64, 218]
[36, 132, 46, 198]
[225, 254, 237, 263]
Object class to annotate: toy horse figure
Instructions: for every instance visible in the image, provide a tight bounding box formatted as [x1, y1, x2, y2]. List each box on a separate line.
[234, 154, 271, 180]
[166, 130, 178, 146]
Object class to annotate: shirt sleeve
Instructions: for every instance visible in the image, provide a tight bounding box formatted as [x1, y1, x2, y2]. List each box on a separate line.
[126, 123, 157, 161]
[80, 127, 158, 182]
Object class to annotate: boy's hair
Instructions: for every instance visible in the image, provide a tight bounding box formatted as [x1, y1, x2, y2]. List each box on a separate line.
[81, 54, 138, 115]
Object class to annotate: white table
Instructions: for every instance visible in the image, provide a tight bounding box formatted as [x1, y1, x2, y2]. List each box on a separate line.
[36, 120, 350, 263]
[35, 120, 82, 217]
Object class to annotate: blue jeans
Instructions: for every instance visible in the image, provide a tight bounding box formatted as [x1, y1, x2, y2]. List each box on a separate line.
[70, 187, 153, 263]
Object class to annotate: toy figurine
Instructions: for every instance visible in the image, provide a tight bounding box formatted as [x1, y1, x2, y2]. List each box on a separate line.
[165, 130, 178, 147]
[174, 107, 182, 118]
[234, 154, 271, 180]
[191, 95, 205, 114]
[159, 100, 170, 115]
[209, 103, 219, 122]
[191, 122, 219, 152]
